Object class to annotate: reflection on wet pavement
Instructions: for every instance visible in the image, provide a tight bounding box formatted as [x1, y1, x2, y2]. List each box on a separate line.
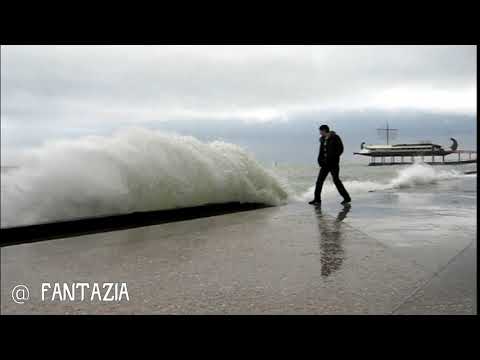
[315, 205, 351, 278]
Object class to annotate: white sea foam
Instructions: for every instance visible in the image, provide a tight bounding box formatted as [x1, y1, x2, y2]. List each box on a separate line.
[1, 128, 289, 227]
[298, 161, 465, 201]
[388, 161, 462, 188]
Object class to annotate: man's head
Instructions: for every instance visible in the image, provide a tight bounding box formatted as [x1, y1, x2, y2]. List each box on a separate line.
[319, 125, 330, 137]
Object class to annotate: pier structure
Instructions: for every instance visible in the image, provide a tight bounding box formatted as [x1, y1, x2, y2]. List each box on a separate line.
[354, 122, 477, 166]
[366, 150, 477, 166]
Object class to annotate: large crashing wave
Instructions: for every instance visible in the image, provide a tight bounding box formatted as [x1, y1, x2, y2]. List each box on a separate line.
[1, 128, 289, 227]
[299, 161, 466, 201]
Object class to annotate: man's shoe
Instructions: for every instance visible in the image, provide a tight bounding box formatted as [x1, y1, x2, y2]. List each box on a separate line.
[340, 199, 351, 205]
[309, 200, 321, 205]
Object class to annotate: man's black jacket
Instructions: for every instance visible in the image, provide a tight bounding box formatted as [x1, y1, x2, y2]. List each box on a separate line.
[318, 131, 344, 167]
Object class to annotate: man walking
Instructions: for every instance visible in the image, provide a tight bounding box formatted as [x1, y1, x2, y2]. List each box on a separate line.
[309, 125, 351, 206]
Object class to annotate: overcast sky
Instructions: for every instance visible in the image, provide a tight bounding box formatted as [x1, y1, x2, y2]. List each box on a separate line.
[1, 45, 477, 163]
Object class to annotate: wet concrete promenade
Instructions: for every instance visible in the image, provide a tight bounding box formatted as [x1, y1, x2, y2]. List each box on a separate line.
[2, 187, 476, 314]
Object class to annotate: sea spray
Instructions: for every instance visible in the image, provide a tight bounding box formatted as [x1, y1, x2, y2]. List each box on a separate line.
[298, 161, 465, 201]
[388, 161, 462, 188]
[1, 128, 289, 227]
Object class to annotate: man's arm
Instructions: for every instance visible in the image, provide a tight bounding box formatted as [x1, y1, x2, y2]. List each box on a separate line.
[326, 135, 343, 166]
[336, 135, 344, 157]
[317, 144, 322, 166]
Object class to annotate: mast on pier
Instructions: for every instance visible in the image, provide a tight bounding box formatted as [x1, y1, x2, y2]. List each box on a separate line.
[376, 121, 398, 145]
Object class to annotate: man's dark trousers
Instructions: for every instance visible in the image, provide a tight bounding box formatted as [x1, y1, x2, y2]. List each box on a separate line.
[314, 164, 351, 202]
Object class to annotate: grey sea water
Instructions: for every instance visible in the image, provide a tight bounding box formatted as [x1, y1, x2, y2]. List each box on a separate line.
[0, 125, 476, 228]
[1, 158, 477, 227]
[268, 160, 477, 198]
